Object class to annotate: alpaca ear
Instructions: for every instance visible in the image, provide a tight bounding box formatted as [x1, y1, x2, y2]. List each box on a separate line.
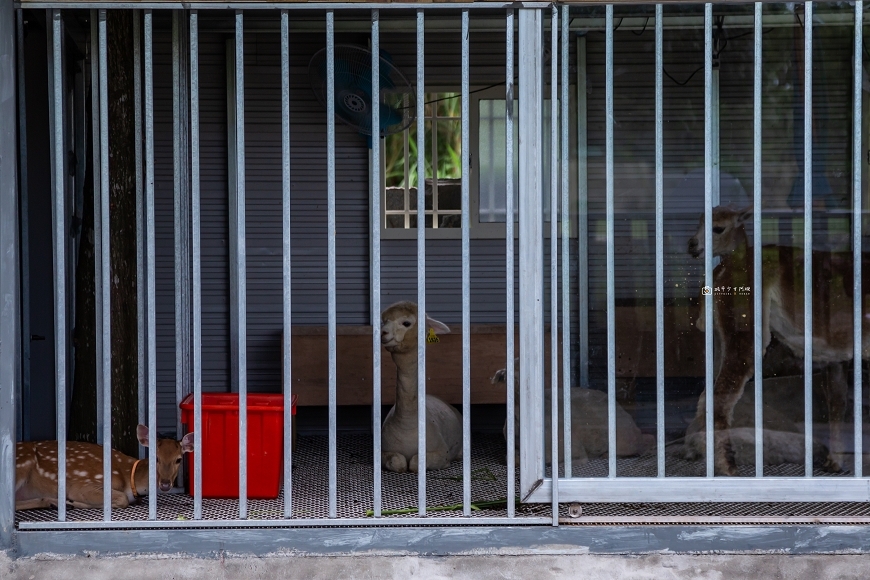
[425, 315, 451, 335]
[738, 206, 753, 224]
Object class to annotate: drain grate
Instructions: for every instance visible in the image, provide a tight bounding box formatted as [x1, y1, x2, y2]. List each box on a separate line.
[14, 434, 870, 526]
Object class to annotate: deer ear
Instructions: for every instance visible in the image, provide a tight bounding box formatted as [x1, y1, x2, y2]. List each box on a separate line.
[137, 424, 150, 447]
[738, 206, 754, 224]
[425, 315, 450, 335]
[180, 433, 195, 454]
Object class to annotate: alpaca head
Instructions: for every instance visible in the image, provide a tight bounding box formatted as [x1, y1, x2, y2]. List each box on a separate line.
[380, 301, 450, 355]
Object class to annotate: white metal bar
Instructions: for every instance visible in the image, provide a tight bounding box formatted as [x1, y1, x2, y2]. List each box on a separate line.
[234, 9, 248, 518]
[371, 8, 382, 518]
[655, 4, 665, 479]
[326, 9, 337, 520]
[704, 2, 714, 478]
[190, 9, 203, 520]
[144, 8, 157, 522]
[98, 8, 112, 522]
[518, 8, 544, 497]
[549, 5, 559, 525]
[605, 4, 616, 479]
[134, 9, 146, 455]
[461, 7, 471, 518]
[560, 3, 571, 482]
[49, 7, 67, 523]
[505, 6, 515, 517]
[804, 1, 813, 478]
[90, 8, 103, 448]
[281, 8, 293, 519]
[415, 8, 427, 513]
[753, 1, 764, 478]
[854, 0, 864, 478]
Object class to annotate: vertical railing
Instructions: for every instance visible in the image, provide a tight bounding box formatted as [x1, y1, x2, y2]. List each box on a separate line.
[853, 0, 864, 478]
[803, 1, 814, 478]
[134, 10, 146, 452]
[190, 9, 203, 521]
[549, 4, 560, 524]
[49, 7, 68, 522]
[370, 7, 383, 519]
[654, 3, 665, 479]
[560, 3, 571, 482]
[461, 8, 472, 516]
[753, 1, 764, 477]
[325, 9, 338, 520]
[90, 9, 104, 448]
[505, 6, 516, 518]
[703, 2, 714, 478]
[97, 8, 112, 521]
[605, 4, 616, 479]
[416, 8, 428, 512]
[281, 8, 294, 519]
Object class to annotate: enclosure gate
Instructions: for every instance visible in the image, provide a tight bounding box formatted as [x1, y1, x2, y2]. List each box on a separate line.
[1, 0, 870, 547]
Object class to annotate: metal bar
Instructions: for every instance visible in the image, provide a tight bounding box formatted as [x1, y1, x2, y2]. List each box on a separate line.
[189, 9, 203, 520]
[20, 516, 554, 531]
[461, 8, 471, 516]
[90, 8, 103, 448]
[325, 9, 337, 520]
[704, 2, 714, 479]
[19, 2, 555, 9]
[234, 8, 248, 518]
[415, 8, 426, 513]
[518, 8, 544, 496]
[753, 1, 764, 478]
[0, 0, 21, 547]
[50, 7, 67, 523]
[371, 7, 382, 519]
[560, 3, 570, 482]
[134, 9, 146, 454]
[605, 4, 616, 479]
[655, 3, 665, 479]
[16, 7, 30, 444]
[803, 0, 813, 478]
[549, 4, 559, 525]
[281, 7, 293, 520]
[576, 36, 588, 392]
[504, 7, 515, 518]
[98, 8, 112, 522]
[144, 8, 157, 522]
[854, 0, 864, 479]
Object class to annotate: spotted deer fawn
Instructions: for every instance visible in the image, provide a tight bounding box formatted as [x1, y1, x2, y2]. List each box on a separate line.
[15, 424, 194, 510]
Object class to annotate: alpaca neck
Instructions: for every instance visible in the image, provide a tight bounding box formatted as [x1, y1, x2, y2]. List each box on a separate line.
[391, 350, 421, 420]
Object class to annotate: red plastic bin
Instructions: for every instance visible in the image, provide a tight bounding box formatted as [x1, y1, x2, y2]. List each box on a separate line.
[180, 393, 297, 499]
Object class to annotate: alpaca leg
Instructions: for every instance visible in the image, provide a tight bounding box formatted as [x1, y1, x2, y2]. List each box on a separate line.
[382, 451, 408, 473]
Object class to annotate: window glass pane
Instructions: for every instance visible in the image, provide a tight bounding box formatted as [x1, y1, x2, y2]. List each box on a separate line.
[385, 188, 405, 211]
[386, 215, 404, 229]
[436, 179, 462, 211]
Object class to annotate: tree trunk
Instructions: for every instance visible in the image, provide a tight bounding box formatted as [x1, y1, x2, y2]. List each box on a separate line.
[69, 10, 138, 458]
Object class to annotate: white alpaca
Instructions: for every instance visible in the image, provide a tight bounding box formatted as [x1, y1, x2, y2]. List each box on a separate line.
[380, 301, 463, 473]
[492, 361, 651, 466]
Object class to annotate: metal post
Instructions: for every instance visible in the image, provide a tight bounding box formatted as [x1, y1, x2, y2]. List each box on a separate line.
[234, 9, 248, 518]
[371, 8, 382, 519]
[505, 7, 515, 517]
[98, 8, 112, 522]
[16, 7, 30, 444]
[753, 1, 764, 477]
[560, 3, 571, 482]
[854, 0, 864, 478]
[325, 9, 337, 520]
[134, 9, 146, 455]
[605, 4, 616, 479]
[0, 0, 21, 547]
[190, 9, 203, 520]
[49, 7, 68, 522]
[803, 1, 813, 478]
[655, 3, 665, 478]
[144, 8, 157, 522]
[704, 2, 714, 478]
[518, 8, 544, 496]
[461, 8, 471, 517]
[416, 8, 427, 513]
[90, 9, 104, 448]
[281, 8, 293, 519]
[549, 4, 559, 525]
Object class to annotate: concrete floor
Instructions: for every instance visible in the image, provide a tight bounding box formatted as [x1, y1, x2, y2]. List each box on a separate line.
[4, 552, 870, 579]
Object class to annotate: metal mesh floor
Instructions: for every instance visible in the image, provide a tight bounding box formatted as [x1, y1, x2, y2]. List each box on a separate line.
[15, 434, 870, 527]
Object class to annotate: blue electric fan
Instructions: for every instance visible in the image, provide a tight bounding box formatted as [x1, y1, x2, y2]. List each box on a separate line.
[308, 45, 415, 147]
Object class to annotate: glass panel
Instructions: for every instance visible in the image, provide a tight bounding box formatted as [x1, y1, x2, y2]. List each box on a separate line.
[386, 214, 404, 229]
[435, 179, 461, 211]
[385, 189, 405, 212]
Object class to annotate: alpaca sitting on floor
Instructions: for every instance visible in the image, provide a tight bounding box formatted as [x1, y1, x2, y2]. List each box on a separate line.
[380, 301, 463, 473]
[492, 360, 652, 466]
